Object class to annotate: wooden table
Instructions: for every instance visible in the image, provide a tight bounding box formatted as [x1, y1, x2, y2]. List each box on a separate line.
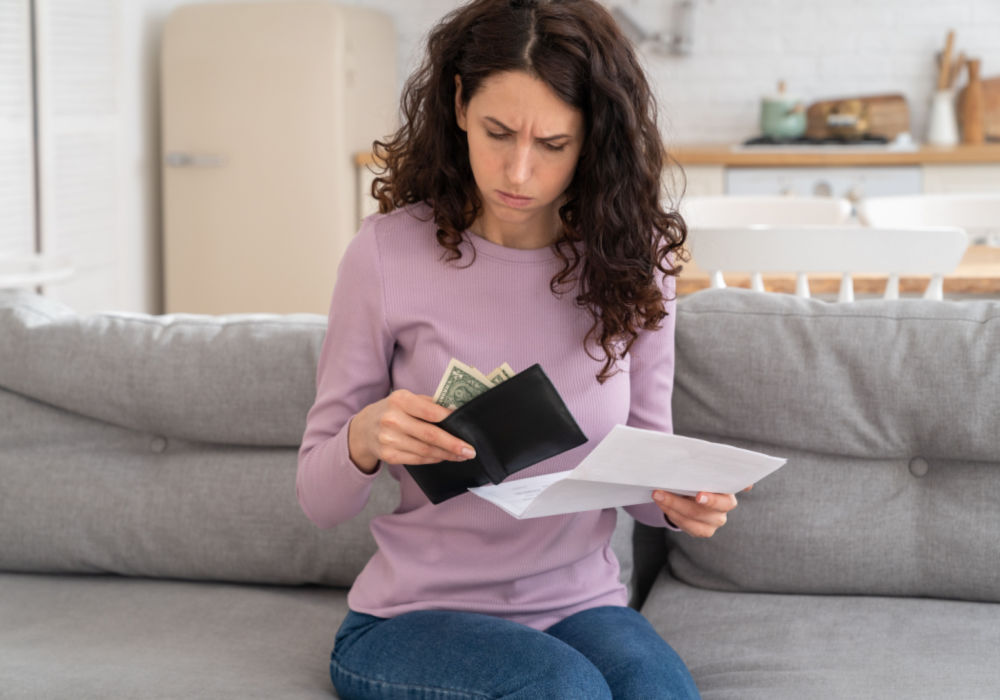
[676, 245, 1000, 297]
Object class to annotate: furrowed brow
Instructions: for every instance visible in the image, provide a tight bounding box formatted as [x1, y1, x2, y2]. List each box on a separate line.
[484, 116, 570, 142]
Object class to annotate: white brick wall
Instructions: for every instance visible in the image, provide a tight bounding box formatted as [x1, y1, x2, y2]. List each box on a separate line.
[343, 0, 1000, 145]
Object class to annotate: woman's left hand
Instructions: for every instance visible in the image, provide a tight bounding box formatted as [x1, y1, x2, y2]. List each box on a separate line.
[652, 490, 739, 538]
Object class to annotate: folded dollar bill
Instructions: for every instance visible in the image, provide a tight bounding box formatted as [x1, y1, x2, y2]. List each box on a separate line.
[433, 358, 514, 408]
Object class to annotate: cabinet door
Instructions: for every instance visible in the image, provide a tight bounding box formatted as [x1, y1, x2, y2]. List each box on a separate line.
[725, 166, 922, 198]
[922, 165, 1000, 194]
[162, 5, 347, 314]
[162, 4, 400, 315]
[0, 0, 36, 258]
[668, 164, 724, 199]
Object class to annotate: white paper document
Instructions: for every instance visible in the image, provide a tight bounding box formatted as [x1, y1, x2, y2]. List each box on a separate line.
[469, 425, 786, 519]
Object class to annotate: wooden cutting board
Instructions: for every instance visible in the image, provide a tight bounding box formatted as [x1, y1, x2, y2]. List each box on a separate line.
[958, 76, 1000, 141]
[805, 94, 910, 140]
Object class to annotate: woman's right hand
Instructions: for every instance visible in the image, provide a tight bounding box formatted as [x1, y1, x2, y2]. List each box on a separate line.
[347, 390, 477, 473]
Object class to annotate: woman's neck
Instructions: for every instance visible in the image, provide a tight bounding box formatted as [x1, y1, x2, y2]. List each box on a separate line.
[471, 210, 562, 250]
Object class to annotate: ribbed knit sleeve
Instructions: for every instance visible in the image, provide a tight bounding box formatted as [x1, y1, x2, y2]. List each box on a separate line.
[624, 273, 679, 529]
[297, 218, 393, 529]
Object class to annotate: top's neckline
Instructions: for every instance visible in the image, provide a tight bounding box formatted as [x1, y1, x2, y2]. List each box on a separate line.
[462, 230, 560, 263]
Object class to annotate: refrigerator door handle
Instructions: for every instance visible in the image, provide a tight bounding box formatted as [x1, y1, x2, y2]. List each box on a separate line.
[164, 152, 227, 167]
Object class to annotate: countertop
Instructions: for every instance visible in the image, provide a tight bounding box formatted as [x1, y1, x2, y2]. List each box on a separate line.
[671, 142, 1000, 167]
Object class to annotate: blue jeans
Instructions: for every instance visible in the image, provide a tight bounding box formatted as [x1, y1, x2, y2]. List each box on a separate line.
[329, 605, 700, 699]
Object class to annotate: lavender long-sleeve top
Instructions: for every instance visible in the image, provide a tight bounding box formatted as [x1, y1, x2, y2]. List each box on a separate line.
[297, 203, 675, 630]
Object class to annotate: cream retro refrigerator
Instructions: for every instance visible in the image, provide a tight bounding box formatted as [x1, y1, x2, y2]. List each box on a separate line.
[161, 2, 396, 314]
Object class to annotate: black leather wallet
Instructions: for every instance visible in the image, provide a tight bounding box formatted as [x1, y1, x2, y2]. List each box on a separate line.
[405, 364, 587, 504]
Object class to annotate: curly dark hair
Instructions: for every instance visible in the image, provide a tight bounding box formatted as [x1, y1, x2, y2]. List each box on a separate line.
[371, 0, 687, 382]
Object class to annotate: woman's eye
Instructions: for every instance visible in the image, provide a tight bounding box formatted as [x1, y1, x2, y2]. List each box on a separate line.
[485, 130, 566, 152]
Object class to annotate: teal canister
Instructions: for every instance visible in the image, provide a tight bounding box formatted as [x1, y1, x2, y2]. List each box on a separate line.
[760, 81, 807, 140]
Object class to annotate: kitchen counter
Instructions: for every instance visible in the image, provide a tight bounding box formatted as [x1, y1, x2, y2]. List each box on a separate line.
[677, 244, 1000, 297]
[671, 143, 1000, 167]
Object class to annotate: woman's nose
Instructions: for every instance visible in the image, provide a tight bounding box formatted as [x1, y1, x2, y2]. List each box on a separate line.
[507, 143, 532, 185]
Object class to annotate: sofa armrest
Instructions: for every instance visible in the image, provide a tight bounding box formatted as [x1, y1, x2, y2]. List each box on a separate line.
[629, 521, 670, 609]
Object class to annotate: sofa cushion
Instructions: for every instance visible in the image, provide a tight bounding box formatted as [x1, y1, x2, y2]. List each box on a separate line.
[0, 289, 324, 446]
[0, 290, 394, 586]
[669, 289, 1000, 601]
[0, 388, 395, 586]
[0, 573, 346, 699]
[642, 572, 1000, 700]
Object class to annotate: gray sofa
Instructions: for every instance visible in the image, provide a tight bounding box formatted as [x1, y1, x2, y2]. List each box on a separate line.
[1, 288, 998, 699]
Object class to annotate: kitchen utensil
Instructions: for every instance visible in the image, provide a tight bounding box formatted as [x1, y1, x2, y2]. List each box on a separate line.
[950, 51, 967, 89]
[959, 58, 985, 144]
[937, 29, 956, 91]
[760, 81, 807, 140]
[806, 94, 909, 140]
[959, 75, 1000, 141]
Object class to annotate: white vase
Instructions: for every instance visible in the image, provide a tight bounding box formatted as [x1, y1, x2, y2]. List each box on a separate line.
[927, 90, 959, 146]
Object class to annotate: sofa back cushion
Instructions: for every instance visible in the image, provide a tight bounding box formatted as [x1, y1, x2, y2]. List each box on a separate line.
[0, 291, 385, 586]
[0, 291, 322, 447]
[669, 289, 1000, 602]
[0, 387, 397, 586]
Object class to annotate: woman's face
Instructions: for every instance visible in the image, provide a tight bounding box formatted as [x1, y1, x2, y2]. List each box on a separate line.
[455, 70, 584, 248]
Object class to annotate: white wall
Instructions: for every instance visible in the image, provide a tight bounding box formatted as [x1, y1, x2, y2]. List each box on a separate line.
[344, 0, 1000, 145]
[92, 0, 1000, 311]
[643, 0, 1000, 145]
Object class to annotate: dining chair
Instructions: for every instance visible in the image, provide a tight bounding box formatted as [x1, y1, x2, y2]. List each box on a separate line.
[680, 195, 853, 228]
[857, 193, 1000, 245]
[688, 225, 969, 301]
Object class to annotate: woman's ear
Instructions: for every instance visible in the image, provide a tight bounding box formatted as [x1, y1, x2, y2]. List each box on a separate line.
[454, 75, 467, 131]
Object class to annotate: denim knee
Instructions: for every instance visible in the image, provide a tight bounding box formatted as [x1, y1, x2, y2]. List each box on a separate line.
[330, 646, 611, 700]
[506, 650, 612, 700]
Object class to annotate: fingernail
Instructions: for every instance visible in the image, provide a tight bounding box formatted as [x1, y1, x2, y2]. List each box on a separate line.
[697, 494, 708, 504]
[461, 447, 476, 458]
[653, 491, 665, 502]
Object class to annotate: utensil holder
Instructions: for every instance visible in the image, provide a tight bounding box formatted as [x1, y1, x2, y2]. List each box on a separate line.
[927, 89, 959, 146]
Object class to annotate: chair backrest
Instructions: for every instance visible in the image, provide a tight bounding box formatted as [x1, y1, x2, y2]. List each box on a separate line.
[680, 195, 853, 228]
[688, 225, 969, 301]
[858, 193, 1000, 245]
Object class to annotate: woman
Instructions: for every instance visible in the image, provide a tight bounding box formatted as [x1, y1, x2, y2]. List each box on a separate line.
[298, 1, 738, 696]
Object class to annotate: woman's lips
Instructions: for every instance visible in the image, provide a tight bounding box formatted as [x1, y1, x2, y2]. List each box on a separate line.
[496, 190, 533, 208]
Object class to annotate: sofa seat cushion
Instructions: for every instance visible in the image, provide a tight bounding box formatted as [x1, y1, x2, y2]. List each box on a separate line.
[0, 573, 348, 699]
[642, 573, 1000, 700]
